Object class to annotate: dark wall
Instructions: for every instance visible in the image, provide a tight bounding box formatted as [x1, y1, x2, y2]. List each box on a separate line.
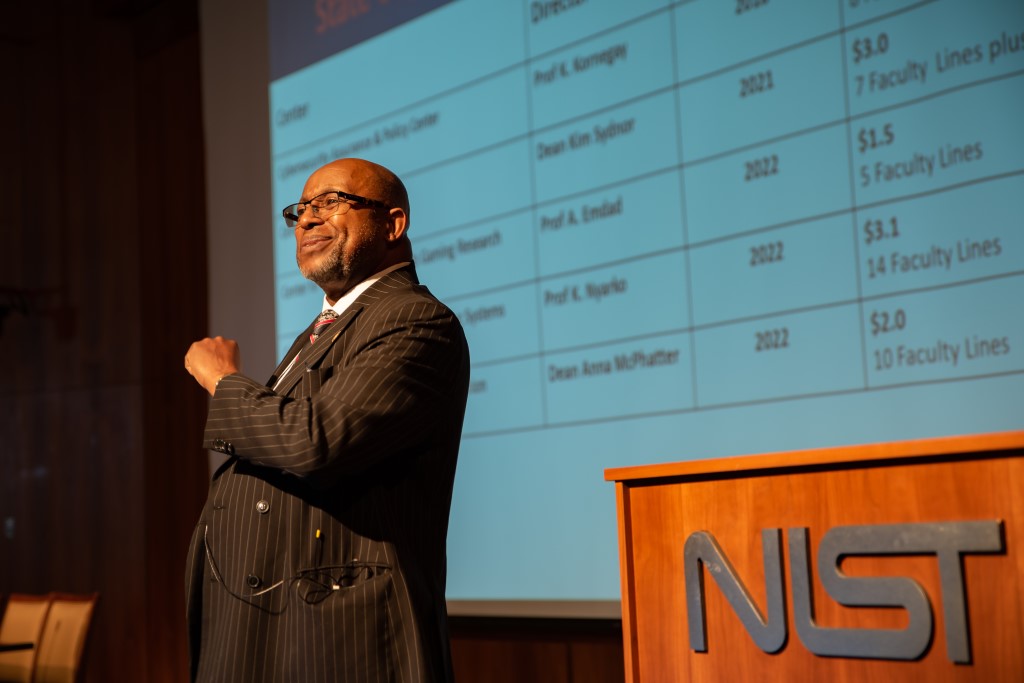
[0, 1, 210, 681]
[0, 1, 625, 681]
[451, 617, 624, 683]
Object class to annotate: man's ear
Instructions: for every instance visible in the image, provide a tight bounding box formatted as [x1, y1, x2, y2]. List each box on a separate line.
[385, 207, 408, 243]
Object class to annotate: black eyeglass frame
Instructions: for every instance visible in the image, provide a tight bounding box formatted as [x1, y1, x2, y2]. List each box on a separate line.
[282, 189, 389, 227]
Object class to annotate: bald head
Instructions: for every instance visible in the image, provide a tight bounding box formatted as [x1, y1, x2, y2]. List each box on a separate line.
[342, 158, 410, 220]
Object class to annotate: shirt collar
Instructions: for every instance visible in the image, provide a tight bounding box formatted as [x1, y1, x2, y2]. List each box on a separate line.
[322, 261, 410, 316]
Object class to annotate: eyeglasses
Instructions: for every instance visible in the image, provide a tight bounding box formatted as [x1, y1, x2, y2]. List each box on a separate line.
[282, 189, 388, 227]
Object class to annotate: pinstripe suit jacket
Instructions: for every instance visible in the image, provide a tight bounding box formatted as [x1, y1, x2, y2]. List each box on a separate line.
[185, 265, 469, 683]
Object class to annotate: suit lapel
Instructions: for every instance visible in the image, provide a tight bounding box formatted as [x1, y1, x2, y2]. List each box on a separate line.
[270, 265, 420, 396]
[265, 326, 314, 388]
[273, 306, 361, 396]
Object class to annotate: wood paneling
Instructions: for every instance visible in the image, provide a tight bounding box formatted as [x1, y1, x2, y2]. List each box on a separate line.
[609, 432, 1024, 683]
[451, 617, 625, 683]
[0, 1, 209, 681]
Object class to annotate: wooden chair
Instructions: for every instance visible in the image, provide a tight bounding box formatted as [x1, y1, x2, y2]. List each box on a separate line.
[32, 594, 98, 683]
[0, 593, 53, 683]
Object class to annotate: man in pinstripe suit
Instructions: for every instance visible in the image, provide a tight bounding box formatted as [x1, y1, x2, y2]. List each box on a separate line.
[183, 158, 470, 682]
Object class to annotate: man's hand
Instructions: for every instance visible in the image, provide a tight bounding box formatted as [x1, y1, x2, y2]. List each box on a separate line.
[185, 336, 242, 396]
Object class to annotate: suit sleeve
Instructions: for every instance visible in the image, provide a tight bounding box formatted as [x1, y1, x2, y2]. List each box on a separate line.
[201, 297, 469, 485]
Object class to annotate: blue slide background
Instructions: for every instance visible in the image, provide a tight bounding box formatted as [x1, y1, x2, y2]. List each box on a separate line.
[268, 0, 1024, 605]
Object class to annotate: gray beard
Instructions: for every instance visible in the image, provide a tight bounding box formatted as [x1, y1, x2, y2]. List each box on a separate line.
[298, 235, 376, 289]
[299, 241, 346, 287]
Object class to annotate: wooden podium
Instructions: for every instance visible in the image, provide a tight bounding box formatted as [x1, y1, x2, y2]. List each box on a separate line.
[605, 431, 1024, 682]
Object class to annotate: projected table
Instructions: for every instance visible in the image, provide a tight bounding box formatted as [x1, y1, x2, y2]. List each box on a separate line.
[270, 0, 1024, 436]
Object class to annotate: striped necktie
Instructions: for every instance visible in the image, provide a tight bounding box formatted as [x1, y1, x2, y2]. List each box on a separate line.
[310, 309, 339, 343]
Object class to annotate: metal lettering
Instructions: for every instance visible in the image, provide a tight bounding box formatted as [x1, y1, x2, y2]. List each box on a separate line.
[684, 529, 786, 653]
[791, 526, 932, 660]
[815, 521, 1003, 663]
[684, 520, 1004, 662]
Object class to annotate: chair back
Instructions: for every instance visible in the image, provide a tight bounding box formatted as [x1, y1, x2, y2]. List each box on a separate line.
[32, 594, 98, 683]
[0, 593, 53, 683]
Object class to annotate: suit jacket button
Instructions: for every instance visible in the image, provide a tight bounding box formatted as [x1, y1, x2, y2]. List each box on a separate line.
[256, 499, 270, 514]
[246, 574, 262, 589]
